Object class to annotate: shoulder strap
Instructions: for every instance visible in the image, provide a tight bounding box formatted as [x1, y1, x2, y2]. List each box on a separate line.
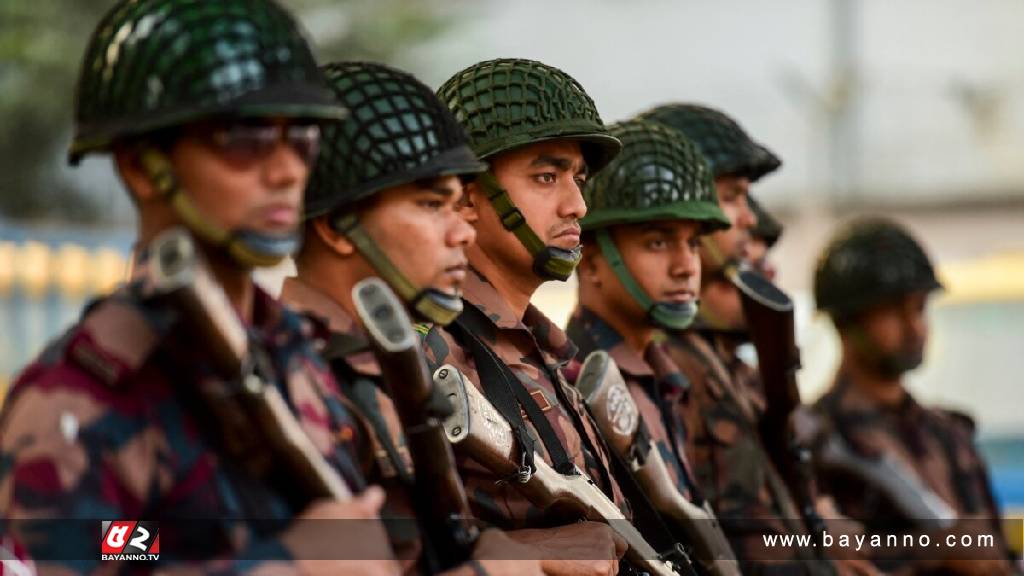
[339, 372, 415, 486]
[450, 311, 569, 475]
[320, 334, 416, 486]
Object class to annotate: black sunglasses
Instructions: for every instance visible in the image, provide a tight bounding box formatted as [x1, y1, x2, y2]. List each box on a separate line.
[197, 120, 321, 167]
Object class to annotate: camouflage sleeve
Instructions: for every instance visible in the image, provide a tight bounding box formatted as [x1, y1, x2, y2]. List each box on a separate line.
[0, 361, 142, 575]
[0, 363, 318, 575]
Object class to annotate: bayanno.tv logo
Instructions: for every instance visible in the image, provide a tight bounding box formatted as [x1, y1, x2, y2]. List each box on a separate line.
[100, 521, 160, 561]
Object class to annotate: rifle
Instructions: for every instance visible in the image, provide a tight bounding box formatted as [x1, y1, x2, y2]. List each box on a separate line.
[724, 263, 827, 541]
[575, 350, 741, 576]
[351, 277, 480, 571]
[814, 428, 957, 528]
[433, 363, 684, 576]
[148, 227, 352, 510]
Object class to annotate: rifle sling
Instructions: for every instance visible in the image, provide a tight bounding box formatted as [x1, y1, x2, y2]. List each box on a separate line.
[644, 372, 708, 507]
[451, 310, 571, 477]
[322, 333, 416, 486]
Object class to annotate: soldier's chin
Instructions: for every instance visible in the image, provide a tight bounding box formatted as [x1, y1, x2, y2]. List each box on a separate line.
[431, 282, 463, 299]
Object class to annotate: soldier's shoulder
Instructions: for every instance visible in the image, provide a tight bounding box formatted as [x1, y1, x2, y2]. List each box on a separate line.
[9, 287, 169, 402]
[932, 406, 977, 436]
[660, 333, 706, 378]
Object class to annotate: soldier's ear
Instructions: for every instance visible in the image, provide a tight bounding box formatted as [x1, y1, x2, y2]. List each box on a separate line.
[114, 145, 160, 204]
[312, 216, 357, 257]
[458, 179, 480, 224]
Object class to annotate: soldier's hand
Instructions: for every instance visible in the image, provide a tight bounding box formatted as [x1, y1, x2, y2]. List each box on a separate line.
[831, 558, 882, 576]
[284, 486, 402, 576]
[440, 528, 544, 576]
[505, 521, 627, 576]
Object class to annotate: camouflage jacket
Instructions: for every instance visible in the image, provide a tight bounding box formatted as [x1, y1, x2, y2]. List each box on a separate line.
[664, 329, 832, 574]
[0, 276, 368, 575]
[812, 374, 1018, 574]
[565, 306, 697, 501]
[279, 277, 422, 571]
[420, 269, 628, 528]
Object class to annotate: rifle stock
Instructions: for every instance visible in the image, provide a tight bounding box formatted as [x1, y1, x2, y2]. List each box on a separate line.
[433, 364, 681, 576]
[576, 351, 741, 576]
[148, 227, 352, 505]
[352, 278, 479, 570]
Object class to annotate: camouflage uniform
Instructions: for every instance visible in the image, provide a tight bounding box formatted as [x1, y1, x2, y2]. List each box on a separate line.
[0, 0, 370, 571]
[811, 218, 1018, 574]
[566, 307, 696, 502]
[416, 58, 629, 529]
[280, 277, 421, 569]
[663, 331, 833, 574]
[420, 270, 629, 527]
[812, 377, 1015, 574]
[568, 117, 733, 506]
[290, 62, 488, 573]
[639, 103, 832, 573]
[0, 272, 366, 573]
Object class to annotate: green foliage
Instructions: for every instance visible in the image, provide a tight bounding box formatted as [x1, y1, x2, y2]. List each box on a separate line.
[0, 0, 451, 223]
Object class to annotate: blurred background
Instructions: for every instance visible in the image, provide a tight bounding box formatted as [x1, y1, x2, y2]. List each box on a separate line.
[1, 0, 1021, 533]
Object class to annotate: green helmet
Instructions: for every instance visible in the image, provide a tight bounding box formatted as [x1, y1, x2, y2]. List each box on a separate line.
[581, 119, 729, 330]
[438, 58, 621, 170]
[70, 0, 346, 269]
[439, 59, 621, 282]
[70, 0, 345, 163]
[637, 103, 780, 182]
[305, 62, 485, 218]
[582, 120, 729, 233]
[749, 196, 783, 248]
[814, 218, 943, 323]
[305, 61, 486, 325]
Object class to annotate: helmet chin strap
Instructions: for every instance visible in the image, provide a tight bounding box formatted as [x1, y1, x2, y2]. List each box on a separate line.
[595, 229, 698, 330]
[139, 148, 300, 268]
[331, 213, 463, 326]
[476, 172, 581, 281]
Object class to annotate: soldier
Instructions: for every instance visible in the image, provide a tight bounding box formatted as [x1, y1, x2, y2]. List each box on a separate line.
[566, 118, 730, 507]
[746, 197, 783, 281]
[0, 1, 398, 574]
[420, 58, 635, 575]
[810, 217, 1018, 575]
[638, 103, 867, 575]
[282, 60, 543, 576]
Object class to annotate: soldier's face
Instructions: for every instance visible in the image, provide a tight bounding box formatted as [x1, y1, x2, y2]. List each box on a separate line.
[698, 174, 756, 330]
[589, 221, 702, 323]
[169, 119, 315, 238]
[360, 176, 474, 297]
[853, 291, 930, 376]
[703, 175, 756, 268]
[470, 140, 588, 275]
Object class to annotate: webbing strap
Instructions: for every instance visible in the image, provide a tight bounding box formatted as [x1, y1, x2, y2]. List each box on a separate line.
[451, 312, 575, 476]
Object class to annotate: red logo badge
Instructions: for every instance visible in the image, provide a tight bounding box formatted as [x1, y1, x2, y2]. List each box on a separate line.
[101, 521, 160, 560]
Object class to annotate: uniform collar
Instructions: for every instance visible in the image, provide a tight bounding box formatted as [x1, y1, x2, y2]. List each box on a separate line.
[463, 267, 578, 366]
[568, 306, 653, 377]
[831, 372, 922, 417]
[279, 276, 381, 377]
